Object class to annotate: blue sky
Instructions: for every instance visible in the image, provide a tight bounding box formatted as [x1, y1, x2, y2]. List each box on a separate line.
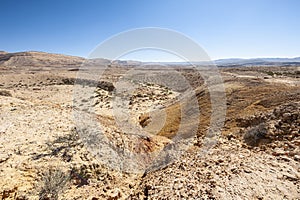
[0, 0, 299, 61]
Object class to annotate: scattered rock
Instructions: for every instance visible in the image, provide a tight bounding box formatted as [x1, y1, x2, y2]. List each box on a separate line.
[0, 90, 12, 97]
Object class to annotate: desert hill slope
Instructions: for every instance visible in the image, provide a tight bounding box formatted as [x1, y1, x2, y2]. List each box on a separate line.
[0, 51, 85, 68]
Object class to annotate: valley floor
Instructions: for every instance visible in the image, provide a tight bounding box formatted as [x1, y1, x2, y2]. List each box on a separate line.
[0, 65, 299, 199]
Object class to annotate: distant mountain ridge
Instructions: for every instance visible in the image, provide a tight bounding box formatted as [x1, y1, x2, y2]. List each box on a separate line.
[140, 57, 300, 66]
[214, 57, 300, 66]
[0, 50, 299, 67]
[0, 51, 142, 68]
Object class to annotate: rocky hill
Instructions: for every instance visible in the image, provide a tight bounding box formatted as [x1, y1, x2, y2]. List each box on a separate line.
[0, 51, 85, 68]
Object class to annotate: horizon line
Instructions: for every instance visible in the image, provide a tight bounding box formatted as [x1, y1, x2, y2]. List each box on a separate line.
[1, 49, 299, 62]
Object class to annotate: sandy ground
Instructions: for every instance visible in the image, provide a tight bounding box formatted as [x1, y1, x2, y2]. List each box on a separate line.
[0, 65, 299, 199]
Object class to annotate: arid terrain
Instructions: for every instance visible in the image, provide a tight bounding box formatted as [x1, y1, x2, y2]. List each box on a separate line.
[0, 51, 299, 199]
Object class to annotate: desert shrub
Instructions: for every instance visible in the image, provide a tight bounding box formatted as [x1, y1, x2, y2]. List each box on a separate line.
[0, 90, 12, 97]
[243, 123, 267, 146]
[48, 127, 82, 161]
[265, 71, 275, 76]
[32, 127, 81, 161]
[36, 168, 69, 200]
